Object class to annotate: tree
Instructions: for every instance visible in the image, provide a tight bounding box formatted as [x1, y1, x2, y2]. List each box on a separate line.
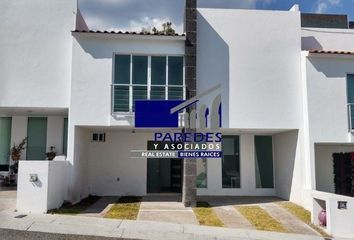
[143, 22, 176, 34]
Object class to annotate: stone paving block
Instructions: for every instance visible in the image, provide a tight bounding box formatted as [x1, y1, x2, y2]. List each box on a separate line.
[213, 206, 254, 229]
[138, 210, 198, 225]
[260, 203, 319, 236]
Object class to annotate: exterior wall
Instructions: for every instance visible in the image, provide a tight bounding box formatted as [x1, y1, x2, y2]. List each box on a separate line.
[312, 191, 354, 238]
[17, 160, 68, 213]
[70, 34, 185, 127]
[304, 55, 354, 143]
[302, 28, 354, 51]
[0, 0, 76, 108]
[68, 34, 185, 201]
[197, 8, 303, 129]
[87, 131, 150, 196]
[273, 130, 304, 205]
[9, 116, 66, 160]
[314, 144, 354, 193]
[302, 53, 354, 192]
[69, 127, 90, 203]
[197, 133, 275, 196]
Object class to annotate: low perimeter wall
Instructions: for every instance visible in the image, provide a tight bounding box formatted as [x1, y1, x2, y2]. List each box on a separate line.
[17, 160, 69, 213]
[312, 190, 354, 238]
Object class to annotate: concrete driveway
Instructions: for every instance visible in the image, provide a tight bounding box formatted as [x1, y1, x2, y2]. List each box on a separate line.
[0, 186, 17, 211]
[138, 195, 199, 225]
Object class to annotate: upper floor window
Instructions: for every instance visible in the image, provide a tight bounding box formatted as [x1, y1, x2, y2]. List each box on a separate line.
[112, 55, 185, 113]
[347, 74, 354, 130]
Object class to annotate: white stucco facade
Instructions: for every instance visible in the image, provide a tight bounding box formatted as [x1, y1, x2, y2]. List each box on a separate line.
[1, 1, 354, 237]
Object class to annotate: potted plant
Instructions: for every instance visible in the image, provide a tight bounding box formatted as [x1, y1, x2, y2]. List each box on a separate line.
[45, 146, 56, 160]
[9, 138, 27, 174]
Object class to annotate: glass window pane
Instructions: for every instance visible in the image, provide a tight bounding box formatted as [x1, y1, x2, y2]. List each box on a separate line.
[133, 86, 147, 111]
[113, 86, 129, 112]
[151, 86, 166, 100]
[27, 117, 47, 160]
[197, 158, 207, 188]
[168, 87, 184, 100]
[151, 56, 166, 85]
[63, 118, 68, 155]
[255, 136, 274, 188]
[222, 136, 240, 188]
[0, 117, 12, 168]
[114, 55, 130, 84]
[133, 56, 148, 84]
[168, 56, 183, 85]
[347, 74, 354, 129]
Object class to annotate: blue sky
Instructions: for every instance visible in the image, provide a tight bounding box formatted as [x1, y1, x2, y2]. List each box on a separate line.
[79, 0, 354, 33]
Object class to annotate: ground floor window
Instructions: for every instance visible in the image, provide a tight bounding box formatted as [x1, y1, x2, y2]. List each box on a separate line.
[255, 136, 274, 188]
[0, 117, 12, 171]
[26, 117, 47, 160]
[196, 158, 207, 188]
[222, 135, 240, 188]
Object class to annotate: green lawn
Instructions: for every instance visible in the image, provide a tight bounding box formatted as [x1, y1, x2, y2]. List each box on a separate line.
[193, 201, 224, 227]
[104, 196, 141, 220]
[237, 206, 288, 233]
[50, 195, 100, 215]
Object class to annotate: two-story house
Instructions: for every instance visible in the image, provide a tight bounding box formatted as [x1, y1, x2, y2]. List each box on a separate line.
[1, 0, 354, 237]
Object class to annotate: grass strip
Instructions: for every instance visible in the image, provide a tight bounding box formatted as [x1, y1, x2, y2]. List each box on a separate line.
[193, 201, 224, 227]
[104, 196, 141, 220]
[50, 195, 100, 215]
[237, 206, 288, 233]
[278, 202, 330, 237]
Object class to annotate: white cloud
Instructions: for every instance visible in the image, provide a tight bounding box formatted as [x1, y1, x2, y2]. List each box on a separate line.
[315, 0, 341, 13]
[80, 0, 277, 32]
[126, 17, 183, 33]
[315, 1, 328, 13]
[328, 0, 340, 5]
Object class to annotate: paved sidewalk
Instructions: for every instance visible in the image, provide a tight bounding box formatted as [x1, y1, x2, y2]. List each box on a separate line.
[0, 210, 343, 240]
[0, 187, 16, 211]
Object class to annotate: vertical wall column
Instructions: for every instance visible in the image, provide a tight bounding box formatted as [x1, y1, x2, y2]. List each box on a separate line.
[182, 0, 197, 207]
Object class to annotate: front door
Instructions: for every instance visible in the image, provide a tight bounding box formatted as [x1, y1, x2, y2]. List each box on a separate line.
[147, 158, 182, 193]
[147, 158, 160, 193]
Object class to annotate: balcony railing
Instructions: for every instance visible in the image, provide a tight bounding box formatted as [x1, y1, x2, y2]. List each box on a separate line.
[111, 84, 186, 114]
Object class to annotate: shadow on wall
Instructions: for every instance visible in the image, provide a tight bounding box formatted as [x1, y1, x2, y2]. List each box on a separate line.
[273, 130, 299, 201]
[197, 13, 230, 128]
[301, 36, 323, 51]
[308, 57, 354, 78]
[73, 35, 120, 59]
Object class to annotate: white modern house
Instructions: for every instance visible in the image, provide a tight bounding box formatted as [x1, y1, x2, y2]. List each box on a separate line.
[1, 0, 354, 237]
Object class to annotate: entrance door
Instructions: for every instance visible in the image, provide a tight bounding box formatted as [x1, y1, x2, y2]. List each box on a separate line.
[147, 158, 160, 193]
[171, 159, 182, 193]
[147, 158, 182, 193]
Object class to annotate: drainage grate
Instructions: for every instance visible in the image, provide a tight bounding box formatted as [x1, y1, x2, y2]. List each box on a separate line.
[14, 214, 27, 219]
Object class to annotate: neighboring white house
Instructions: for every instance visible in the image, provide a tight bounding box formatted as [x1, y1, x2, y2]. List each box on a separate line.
[1, 0, 354, 238]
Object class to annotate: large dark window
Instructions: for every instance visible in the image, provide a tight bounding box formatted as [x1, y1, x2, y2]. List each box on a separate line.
[112, 55, 184, 112]
[255, 136, 274, 188]
[222, 136, 240, 188]
[347, 74, 354, 130]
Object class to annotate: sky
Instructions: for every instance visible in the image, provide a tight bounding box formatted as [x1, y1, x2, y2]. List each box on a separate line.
[78, 0, 354, 33]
